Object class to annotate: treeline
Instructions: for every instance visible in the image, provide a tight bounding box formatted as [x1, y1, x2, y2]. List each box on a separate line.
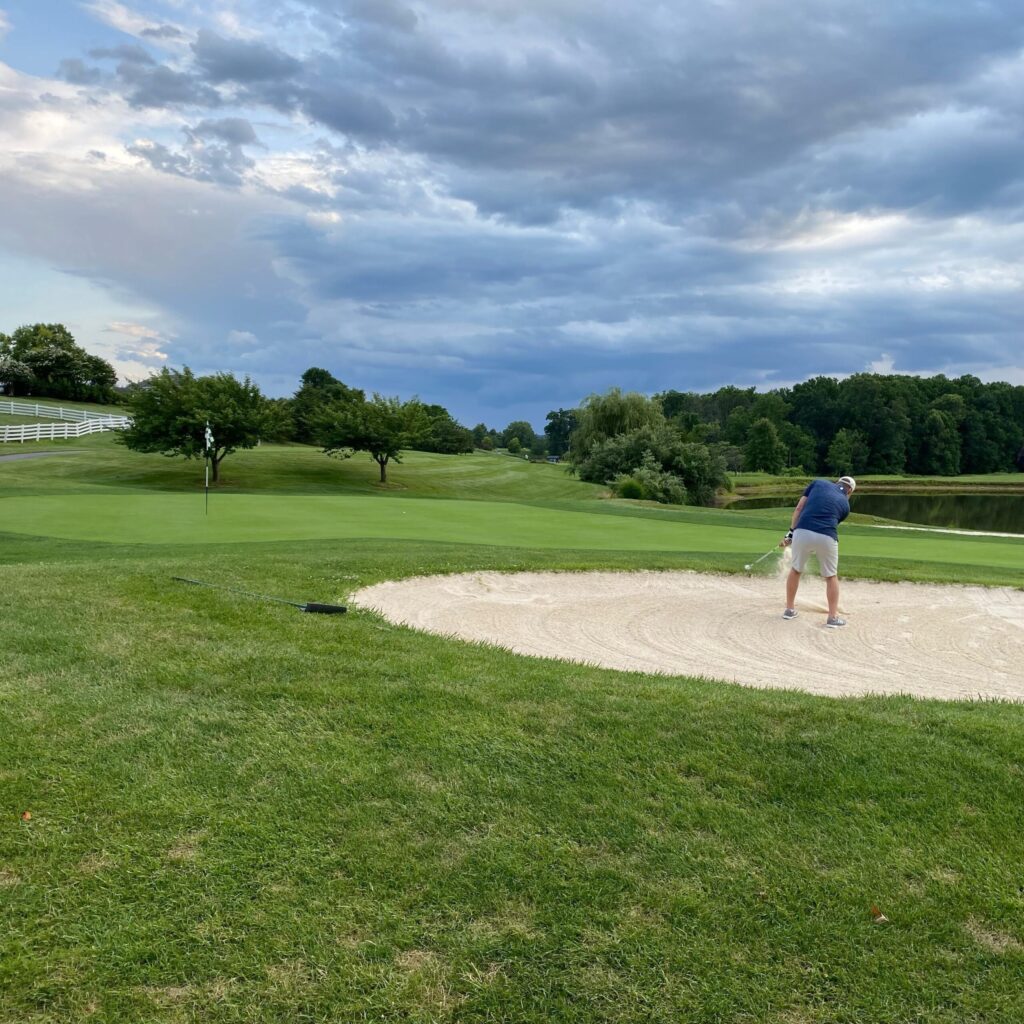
[655, 374, 1024, 476]
[0, 324, 118, 403]
[509, 374, 1024, 509]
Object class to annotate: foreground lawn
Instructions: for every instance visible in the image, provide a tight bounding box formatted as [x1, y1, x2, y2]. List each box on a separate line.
[2, 444, 1023, 1022]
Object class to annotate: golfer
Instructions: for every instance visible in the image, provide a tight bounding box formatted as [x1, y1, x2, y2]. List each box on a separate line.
[781, 476, 856, 627]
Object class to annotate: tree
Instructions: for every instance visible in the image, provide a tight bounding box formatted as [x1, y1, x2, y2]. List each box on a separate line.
[573, 423, 728, 506]
[507, 436, 522, 455]
[3, 323, 117, 402]
[529, 435, 548, 460]
[569, 389, 664, 465]
[826, 428, 869, 476]
[743, 418, 787, 473]
[836, 375, 911, 473]
[81, 354, 118, 401]
[0, 355, 32, 397]
[119, 368, 273, 481]
[918, 409, 960, 476]
[778, 422, 816, 472]
[417, 404, 474, 454]
[291, 367, 363, 444]
[319, 394, 429, 483]
[543, 408, 577, 457]
[7, 323, 78, 360]
[789, 376, 841, 473]
[501, 420, 537, 449]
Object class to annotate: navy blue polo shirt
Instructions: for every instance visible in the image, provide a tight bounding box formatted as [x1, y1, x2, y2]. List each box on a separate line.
[795, 479, 850, 541]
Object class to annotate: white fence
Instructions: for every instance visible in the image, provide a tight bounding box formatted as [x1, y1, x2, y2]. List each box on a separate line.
[0, 400, 130, 443]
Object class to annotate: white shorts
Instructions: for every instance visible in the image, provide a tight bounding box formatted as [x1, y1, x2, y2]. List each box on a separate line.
[791, 528, 839, 577]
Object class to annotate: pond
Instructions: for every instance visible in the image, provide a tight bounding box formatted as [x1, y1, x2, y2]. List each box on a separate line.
[730, 492, 1024, 535]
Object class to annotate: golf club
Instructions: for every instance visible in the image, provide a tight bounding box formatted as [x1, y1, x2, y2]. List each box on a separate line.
[744, 546, 780, 572]
[172, 577, 347, 614]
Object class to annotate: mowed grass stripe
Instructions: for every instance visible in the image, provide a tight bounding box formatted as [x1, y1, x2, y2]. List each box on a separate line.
[1, 492, 1023, 575]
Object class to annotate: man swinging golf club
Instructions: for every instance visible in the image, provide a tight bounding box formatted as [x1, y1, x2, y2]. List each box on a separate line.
[780, 475, 856, 627]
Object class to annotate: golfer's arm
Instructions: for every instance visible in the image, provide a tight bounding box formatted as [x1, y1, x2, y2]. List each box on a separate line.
[789, 497, 807, 531]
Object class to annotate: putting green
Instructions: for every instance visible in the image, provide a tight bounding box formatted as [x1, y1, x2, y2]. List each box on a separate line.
[2, 493, 1024, 570]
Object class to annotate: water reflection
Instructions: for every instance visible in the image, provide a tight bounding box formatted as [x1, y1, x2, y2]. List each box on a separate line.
[730, 492, 1024, 534]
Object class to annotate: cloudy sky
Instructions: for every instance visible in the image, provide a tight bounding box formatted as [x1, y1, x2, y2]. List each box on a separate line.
[1, 1, 1022, 428]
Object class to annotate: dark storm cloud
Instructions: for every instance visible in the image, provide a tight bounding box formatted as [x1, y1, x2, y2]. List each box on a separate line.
[187, 117, 261, 147]
[57, 58, 103, 86]
[126, 139, 193, 177]
[89, 44, 154, 64]
[191, 29, 302, 83]
[262, 0, 1024, 219]
[128, 126, 255, 187]
[118, 61, 222, 108]
[141, 25, 184, 40]
[127, 118, 261, 188]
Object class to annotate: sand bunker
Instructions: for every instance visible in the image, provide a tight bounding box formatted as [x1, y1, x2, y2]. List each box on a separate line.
[352, 571, 1024, 701]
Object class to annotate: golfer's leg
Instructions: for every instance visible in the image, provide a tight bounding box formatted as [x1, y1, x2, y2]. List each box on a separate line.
[786, 569, 801, 610]
[825, 575, 840, 619]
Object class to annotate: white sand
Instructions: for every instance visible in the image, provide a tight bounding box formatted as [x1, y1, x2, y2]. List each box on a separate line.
[351, 570, 1024, 701]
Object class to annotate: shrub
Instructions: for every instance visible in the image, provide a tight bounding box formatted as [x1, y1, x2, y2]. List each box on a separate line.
[615, 476, 645, 499]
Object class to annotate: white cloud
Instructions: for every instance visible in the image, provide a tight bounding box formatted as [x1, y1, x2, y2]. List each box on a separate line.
[0, 10, 10, 42]
[106, 321, 166, 341]
[227, 329, 258, 347]
[82, 0, 186, 43]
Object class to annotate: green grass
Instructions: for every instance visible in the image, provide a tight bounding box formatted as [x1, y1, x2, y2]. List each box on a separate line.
[0, 437, 606, 500]
[0, 395, 128, 415]
[2, 442, 1024, 1022]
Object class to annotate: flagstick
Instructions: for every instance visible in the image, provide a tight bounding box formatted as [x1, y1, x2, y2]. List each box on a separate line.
[204, 420, 213, 517]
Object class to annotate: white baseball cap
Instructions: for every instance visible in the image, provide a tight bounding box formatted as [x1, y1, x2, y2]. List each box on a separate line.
[838, 475, 857, 492]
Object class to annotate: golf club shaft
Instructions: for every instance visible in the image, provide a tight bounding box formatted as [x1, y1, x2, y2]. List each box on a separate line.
[750, 546, 778, 566]
[173, 576, 304, 607]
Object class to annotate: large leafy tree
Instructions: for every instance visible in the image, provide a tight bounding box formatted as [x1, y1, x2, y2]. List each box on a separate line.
[318, 394, 429, 483]
[2, 323, 118, 402]
[826, 428, 870, 476]
[543, 408, 577, 457]
[743, 418, 787, 473]
[0, 354, 33, 397]
[501, 420, 537, 450]
[119, 368, 273, 481]
[290, 367, 364, 444]
[574, 423, 727, 506]
[918, 409, 961, 476]
[417, 404, 474, 454]
[569, 388, 664, 466]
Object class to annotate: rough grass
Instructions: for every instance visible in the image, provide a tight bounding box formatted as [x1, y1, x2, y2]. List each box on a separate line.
[2, 443, 1023, 1023]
